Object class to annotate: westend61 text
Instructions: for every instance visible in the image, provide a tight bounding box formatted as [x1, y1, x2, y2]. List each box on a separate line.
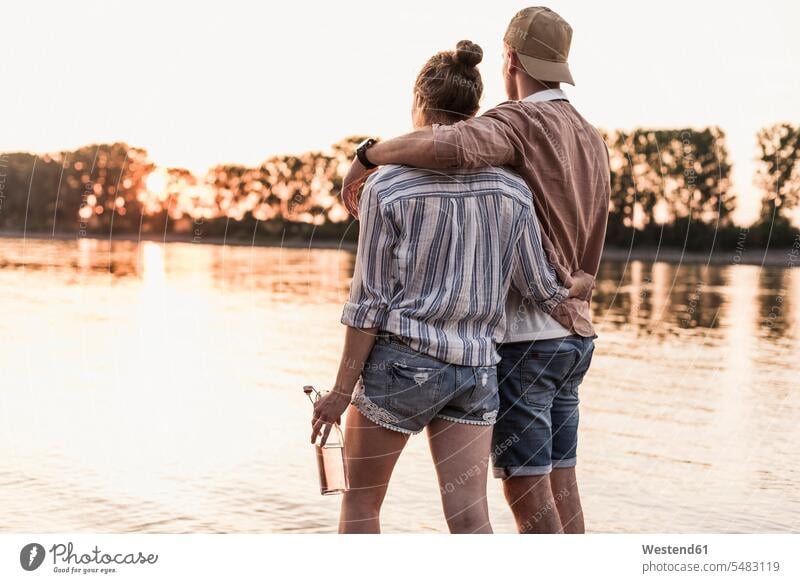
[642, 544, 708, 555]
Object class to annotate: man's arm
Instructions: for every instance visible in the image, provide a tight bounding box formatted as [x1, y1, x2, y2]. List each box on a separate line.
[368, 128, 438, 168]
[343, 104, 521, 216]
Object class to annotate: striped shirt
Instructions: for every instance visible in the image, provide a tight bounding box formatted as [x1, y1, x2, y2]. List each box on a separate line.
[341, 165, 568, 366]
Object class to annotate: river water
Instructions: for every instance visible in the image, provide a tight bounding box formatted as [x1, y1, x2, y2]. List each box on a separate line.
[0, 237, 797, 533]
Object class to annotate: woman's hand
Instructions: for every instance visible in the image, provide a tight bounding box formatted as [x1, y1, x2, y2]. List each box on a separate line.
[341, 158, 377, 218]
[311, 327, 378, 444]
[310, 390, 352, 445]
[567, 269, 595, 300]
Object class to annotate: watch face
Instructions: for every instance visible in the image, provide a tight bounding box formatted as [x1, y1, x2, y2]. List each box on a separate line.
[357, 138, 374, 151]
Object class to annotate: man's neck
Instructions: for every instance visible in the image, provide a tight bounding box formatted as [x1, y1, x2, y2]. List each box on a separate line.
[517, 77, 560, 101]
[420, 112, 464, 127]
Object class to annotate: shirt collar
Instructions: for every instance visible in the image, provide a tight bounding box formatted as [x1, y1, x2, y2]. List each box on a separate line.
[522, 88, 569, 103]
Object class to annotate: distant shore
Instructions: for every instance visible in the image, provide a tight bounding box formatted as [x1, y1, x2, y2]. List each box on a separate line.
[2, 230, 798, 267]
[601, 246, 798, 268]
[0, 229, 357, 251]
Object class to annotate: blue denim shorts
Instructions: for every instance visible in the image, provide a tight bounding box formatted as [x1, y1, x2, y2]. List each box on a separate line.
[492, 335, 595, 478]
[352, 337, 500, 435]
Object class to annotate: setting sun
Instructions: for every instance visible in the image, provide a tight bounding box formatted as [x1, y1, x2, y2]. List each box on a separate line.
[145, 169, 168, 197]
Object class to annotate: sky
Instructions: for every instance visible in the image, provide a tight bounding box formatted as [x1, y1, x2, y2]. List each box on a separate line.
[2, 0, 798, 225]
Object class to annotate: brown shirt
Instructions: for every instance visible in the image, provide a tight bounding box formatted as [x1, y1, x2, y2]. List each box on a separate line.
[431, 89, 610, 337]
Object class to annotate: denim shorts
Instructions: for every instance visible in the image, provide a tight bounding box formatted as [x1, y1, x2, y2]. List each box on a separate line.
[352, 337, 500, 435]
[492, 335, 595, 478]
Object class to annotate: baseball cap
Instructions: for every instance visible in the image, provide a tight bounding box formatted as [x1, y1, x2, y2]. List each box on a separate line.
[503, 6, 575, 85]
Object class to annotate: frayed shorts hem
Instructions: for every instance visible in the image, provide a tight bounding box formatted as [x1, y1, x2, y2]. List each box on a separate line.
[351, 401, 419, 435]
[436, 412, 497, 426]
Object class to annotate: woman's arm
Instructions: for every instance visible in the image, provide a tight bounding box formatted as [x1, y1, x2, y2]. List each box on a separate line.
[311, 325, 378, 445]
[512, 209, 594, 311]
[311, 178, 399, 445]
[339, 177, 399, 330]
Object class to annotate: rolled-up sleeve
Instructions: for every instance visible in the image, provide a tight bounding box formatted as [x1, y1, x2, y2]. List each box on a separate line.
[512, 208, 569, 314]
[341, 180, 398, 329]
[432, 102, 522, 169]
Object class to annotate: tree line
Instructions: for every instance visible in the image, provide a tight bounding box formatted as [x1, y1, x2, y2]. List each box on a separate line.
[0, 125, 798, 249]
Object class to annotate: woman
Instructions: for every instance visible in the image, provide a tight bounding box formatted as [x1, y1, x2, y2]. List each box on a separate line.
[311, 41, 591, 533]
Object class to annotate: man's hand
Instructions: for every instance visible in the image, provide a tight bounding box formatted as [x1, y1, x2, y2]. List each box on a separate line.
[341, 129, 442, 217]
[341, 158, 377, 218]
[310, 390, 352, 445]
[567, 269, 595, 300]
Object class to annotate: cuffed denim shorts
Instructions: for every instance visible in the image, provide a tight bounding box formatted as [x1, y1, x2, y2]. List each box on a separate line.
[492, 335, 595, 478]
[352, 336, 500, 435]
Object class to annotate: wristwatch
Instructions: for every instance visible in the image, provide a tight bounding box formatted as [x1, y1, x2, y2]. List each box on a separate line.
[356, 138, 378, 169]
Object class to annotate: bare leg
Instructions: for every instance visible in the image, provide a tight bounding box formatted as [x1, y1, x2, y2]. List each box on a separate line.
[502, 474, 564, 534]
[550, 467, 585, 533]
[426, 418, 493, 534]
[339, 406, 409, 533]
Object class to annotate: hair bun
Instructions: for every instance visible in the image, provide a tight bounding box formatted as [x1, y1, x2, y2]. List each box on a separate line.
[455, 40, 483, 68]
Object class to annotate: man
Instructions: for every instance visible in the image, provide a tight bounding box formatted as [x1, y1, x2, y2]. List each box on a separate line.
[341, 7, 610, 534]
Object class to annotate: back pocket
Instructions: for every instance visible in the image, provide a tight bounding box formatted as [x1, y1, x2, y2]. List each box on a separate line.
[566, 344, 595, 397]
[388, 361, 444, 421]
[520, 351, 577, 409]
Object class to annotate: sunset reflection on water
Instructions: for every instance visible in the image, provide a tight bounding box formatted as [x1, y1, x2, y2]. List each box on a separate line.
[0, 237, 797, 533]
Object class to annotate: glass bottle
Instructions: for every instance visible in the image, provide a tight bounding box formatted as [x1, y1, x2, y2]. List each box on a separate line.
[304, 385, 350, 495]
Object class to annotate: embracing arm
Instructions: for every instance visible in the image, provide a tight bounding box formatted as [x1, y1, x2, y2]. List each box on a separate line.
[512, 210, 594, 311]
[368, 129, 440, 169]
[343, 104, 521, 216]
